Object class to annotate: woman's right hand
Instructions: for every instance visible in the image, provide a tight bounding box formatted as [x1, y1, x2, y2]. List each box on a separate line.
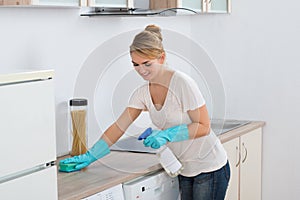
[59, 152, 97, 172]
[59, 139, 110, 172]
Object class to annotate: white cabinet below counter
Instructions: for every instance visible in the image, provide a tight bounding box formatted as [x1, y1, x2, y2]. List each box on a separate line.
[223, 127, 263, 200]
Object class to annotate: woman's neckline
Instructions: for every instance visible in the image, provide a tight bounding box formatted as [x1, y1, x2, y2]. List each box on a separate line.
[148, 71, 176, 112]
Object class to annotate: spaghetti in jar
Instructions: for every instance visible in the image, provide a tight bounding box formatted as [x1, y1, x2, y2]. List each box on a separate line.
[69, 98, 88, 156]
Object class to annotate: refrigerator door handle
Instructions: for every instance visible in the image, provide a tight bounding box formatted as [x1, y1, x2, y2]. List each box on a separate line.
[0, 162, 55, 184]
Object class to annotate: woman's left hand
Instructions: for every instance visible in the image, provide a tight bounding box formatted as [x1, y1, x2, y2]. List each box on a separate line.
[143, 130, 167, 149]
[143, 124, 189, 149]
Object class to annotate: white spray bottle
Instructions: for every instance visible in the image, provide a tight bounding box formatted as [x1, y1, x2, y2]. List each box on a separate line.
[138, 128, 183, 177]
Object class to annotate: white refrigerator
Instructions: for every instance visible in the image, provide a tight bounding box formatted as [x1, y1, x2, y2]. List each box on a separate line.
[0, 70, 58, 199]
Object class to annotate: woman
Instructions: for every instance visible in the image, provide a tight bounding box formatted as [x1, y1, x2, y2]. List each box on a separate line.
[60, 25, 230, 200]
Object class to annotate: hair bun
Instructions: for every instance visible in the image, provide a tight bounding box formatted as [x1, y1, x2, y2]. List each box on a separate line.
[145, 24, 162, 41]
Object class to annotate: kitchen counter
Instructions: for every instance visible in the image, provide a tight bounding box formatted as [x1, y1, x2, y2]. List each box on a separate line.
[218, 121, 265, 143]
[57, 121, 265, 200]
[57, 151, 161, 200]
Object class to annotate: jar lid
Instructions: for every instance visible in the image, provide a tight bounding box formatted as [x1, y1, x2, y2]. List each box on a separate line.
[69, 98, 88, 106]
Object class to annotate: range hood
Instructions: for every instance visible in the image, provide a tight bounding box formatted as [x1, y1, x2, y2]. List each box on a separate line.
[80, 7, 198, 17]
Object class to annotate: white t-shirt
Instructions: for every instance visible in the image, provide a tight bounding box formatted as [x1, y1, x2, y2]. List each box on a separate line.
[128, 71, 227, 177]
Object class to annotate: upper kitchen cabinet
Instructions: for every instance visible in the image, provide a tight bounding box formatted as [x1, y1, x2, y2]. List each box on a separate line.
[148, 0, 230, 13]
[0, 0, 231, 14]
[149, 0, 177, 10]
[181, 0, 231, 13]
[80, 0, 231, 16]
[0, 0, 80, 6]
[91, 0, 133, 8]
[206, 0, 231, 13]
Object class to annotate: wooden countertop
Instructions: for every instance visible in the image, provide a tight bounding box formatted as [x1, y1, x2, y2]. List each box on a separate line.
[57, 121, 265, 200]
[57, 152, 161, 200]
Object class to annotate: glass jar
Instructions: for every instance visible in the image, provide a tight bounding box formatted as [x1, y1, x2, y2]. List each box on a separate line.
[69, 98, 88, 156]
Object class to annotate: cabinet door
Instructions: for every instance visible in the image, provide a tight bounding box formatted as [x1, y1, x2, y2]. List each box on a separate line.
[0, 0, 80, 6]
[181, 0, 202, 12]
[150, 0, 177, 9]
[240, 128, 262, 200]
[1, 0, 31, 5]
[209, 0, 229, 12]
[223, 137, 239, 200]
[34, 0, 79, 6]
[0, 166, 57, 200]
[93, 0, 128, 7]
[0, 79, 56, 177]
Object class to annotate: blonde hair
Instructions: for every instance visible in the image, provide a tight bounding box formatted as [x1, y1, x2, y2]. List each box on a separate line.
[130, 25, 165, 59]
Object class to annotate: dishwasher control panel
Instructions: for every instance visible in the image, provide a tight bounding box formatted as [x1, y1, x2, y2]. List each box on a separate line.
[123, 170, 180, 200]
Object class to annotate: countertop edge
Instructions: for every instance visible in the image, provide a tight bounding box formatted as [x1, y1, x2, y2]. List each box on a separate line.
[218, 121, 265, 143]
[66, 163, 162, 200]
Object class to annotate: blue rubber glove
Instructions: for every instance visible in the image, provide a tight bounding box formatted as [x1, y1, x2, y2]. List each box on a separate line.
[59, 139, 110, 172]
[143, 124, 189, 149]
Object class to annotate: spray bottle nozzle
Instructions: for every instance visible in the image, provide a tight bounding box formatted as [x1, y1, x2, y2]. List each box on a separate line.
[138, 127, 152, 140]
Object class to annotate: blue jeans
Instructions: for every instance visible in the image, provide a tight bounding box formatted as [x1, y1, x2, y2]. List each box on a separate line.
[178, 161, 230, 200]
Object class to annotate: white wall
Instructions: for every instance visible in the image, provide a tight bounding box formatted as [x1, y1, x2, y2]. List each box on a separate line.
[190, 1, 300, 200]
[0, 8, 193, 153]
[0, 1, 299, 199]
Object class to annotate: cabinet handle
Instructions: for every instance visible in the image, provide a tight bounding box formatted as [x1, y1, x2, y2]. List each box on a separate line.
[242, 142, 248, 163]
[235, 146, 241, 167]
